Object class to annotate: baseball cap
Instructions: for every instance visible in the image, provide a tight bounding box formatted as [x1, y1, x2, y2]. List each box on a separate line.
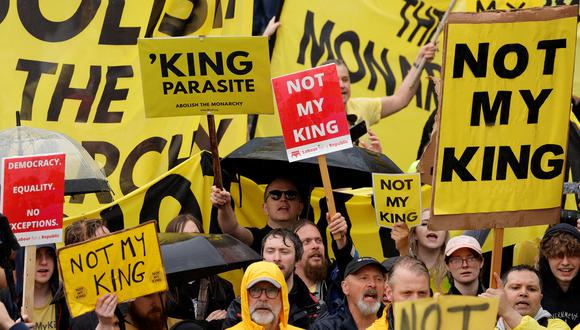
[445, 235, 482, 257]
[247, 277, 282, 289]
[344, 257, 387, 277]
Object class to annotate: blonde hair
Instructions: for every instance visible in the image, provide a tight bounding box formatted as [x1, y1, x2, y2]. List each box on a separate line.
[408, 226, 449, 293]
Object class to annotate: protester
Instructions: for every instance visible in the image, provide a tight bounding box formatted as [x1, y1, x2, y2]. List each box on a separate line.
[311, 257, 386, 330]
[211, 176, 306, 253]
[224, 229, 322, 329]
[392, 209, 450, 293]
[164, 214, 235, 329]
[538, 223, 580, 328]
[320, 43, 436, 129]
[0, 244, 70, 330]
[445, 235, 486, 296]
[293, 219, 355, 314]
[227, 261, 302, 330]
[480, 269, 570, 330]
[125, 292, 181, 330]
[368, 256, 431, 330]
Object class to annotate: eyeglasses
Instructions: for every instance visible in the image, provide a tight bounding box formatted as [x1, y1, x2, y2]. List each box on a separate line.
[266, 190, 298, 201]
[448, 256, 481, 267]
[248, 286, 280, 299]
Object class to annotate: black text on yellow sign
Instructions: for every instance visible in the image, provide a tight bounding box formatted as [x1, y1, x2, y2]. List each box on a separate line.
[433, 8, 577, 215]
[372, 173, 421, 229]
[138, 36, 275, 117]
[58, 222, 167, 318]
[394, 295, 499, 330]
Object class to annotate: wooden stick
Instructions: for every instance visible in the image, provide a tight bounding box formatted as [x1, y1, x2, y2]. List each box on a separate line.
[489, 227, 504, 289]
[207, 114, 223, 189]
[408, 0, 457, 86]
[21, 245, 36, 321]
[317, 155, 341, 240]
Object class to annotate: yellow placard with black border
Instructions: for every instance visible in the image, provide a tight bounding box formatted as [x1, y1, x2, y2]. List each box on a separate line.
[372, 173, 421, 229]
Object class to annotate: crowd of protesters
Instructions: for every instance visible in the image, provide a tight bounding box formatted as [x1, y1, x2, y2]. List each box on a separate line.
[0, 3, 579, 330]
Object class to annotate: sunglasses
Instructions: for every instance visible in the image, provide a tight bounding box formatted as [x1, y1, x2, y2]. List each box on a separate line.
[266, 190, 299, 201]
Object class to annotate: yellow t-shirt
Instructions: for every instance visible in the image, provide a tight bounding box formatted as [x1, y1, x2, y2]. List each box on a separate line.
[34, 298, 56, 330]
[346, 97, 382, 127]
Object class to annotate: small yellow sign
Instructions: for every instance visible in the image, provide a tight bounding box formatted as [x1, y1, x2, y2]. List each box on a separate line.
[58, 222, 167, 318]
[394, 295, 499, 330]
[372, 173, 421, 229]
[138, 36, 275, 117]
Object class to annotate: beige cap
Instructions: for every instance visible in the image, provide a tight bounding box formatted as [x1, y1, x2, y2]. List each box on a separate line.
[445, 235, 482, 257]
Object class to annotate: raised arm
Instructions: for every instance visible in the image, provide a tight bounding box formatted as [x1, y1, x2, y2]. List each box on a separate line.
[380, 42, 437, 118]
[210, 185, 254, 246]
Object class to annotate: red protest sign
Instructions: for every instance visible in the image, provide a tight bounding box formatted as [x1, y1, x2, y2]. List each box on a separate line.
[272, 64, 352, 161]
[1, 154, 65, 246]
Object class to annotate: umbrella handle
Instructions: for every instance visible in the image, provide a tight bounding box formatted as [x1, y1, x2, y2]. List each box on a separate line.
[318, 155, 343, 241]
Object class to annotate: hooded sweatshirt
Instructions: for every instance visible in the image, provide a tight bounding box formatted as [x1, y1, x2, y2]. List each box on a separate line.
[495, 307, 564, 330]
[227, 261, 303, 330]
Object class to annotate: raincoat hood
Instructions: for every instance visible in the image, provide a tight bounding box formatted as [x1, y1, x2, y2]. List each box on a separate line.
[233, 261, 292, 330]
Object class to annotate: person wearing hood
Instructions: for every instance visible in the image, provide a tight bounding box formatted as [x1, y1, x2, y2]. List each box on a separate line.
[538, 224, 580, 328]
[227, 261, 303, 330]
[480, 266, 569, 330]
[0, 244, 70, 330]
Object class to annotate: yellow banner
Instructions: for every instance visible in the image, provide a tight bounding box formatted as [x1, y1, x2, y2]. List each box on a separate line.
[372, 173, 421, 229]
[58, 222, 167, 318]
[433, 7, 576, 215]
[262, 0, 452, 169]
[394, 295, 499, 330]
[152, 0, 253, 37]
[0, 2, 252, 217]
[138, 36, 274, 117]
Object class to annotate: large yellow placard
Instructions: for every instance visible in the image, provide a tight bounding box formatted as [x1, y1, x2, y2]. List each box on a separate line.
[58, 222, 167, 318]
[372, 173, 421, 229]
[394, 295, 499, 330]
[138, 36, 274, 117]
[433, 7, 576, 216]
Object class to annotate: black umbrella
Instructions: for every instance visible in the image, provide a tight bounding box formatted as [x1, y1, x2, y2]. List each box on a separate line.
[159, 233, 261, 285]
[221, 136, 402, 189]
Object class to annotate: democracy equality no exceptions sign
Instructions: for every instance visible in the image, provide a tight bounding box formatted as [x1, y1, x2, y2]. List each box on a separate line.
[138, 36, 275, 117]
[1, 153, 65, 246]
[58, 221, 167, 317]
[272, 64, 352, 161]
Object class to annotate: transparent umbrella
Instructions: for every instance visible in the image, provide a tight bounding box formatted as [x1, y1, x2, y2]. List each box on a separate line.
[0, 126, 111, 195]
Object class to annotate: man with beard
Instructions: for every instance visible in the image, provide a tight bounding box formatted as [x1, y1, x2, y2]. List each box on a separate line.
[480, 266, 569, 329]
[293, 220, 356, 314]
[227, 261, 303, 330]
[224, 229, 322, 328]
[125, 292, 181, 330]
[311, 257, 387, 330]
[367, 256, 431, 329]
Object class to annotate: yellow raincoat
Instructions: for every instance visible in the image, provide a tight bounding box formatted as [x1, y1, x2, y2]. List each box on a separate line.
[227, 261, 304, 330]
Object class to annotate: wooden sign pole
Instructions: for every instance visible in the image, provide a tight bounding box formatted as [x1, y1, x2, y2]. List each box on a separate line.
[21, 245, 36, 320]
[317, 155, 341, 240]
[489, 227, 504, 288]
[207, 114, 223, 189]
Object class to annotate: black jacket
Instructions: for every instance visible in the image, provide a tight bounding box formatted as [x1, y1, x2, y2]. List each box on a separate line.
[309, 302, 358, 330]
[223, 274, 324, 329]
[321, 237, 355, 315]
[539, 255, 580, 328]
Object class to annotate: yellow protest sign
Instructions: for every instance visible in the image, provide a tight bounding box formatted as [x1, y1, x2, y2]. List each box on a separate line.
[431, 6, 577, 229]
[372, 173, 421, 229]
[138, 36, 274, 117]
[394, 295, 499, 330]
[58, 222, 167, 318]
